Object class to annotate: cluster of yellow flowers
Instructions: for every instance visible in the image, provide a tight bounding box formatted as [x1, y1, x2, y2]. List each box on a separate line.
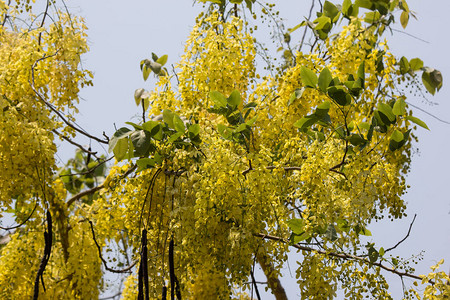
[1, 0, 448, 298]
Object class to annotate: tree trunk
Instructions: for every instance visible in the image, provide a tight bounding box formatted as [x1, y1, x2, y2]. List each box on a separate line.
[256, 248, 288, 300]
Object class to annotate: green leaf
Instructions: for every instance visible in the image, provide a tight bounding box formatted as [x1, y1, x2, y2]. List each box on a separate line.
[400, 10, 409, 29]
[290, 232, 311, 244]
[113, 138, 129, 162]
[399, 56, 410, 75]
[245, 115, 258, 126]
[210, 91, 227, 108]
[294, 115, 318, 130]
[318, 67, 333, 93]
[431, 69, 443, 91]
[244, 0, 254, 12]
[377, 103, 396, 123]
[136, 158, 155, 172]
[337, 218, 350, 232]
[343, 0, 359, 17]
[167, 131, 184, 143]
[357, 61, 365, 88]
[143, 121, 163, 140]
[355, 224, 372, 236]
[327, 86, 351, 106]
[143, 64, 151, 81]
[422, 71, 435, 95]
[156, 54, 168, 66]
[300, 66, 318, 88]
[235, 123, 248, 133]
[125, 122, 143, 130]
[364, 11, 381, 23]
[288, 88, 304, 106]
[314, 100, 331, 117]
[134, 88, 145, 106]
[314, 15, 332, 33]
[288, 21, 306, 33]
[391, 129, 404, 142]
[325, 224, 338, 241]
[142, 98, 150, 112]
[323, 1, 339, 21]
[131, 130, 151, 156]
[355, 0, 374, 10]
[163, 109, 175, 129]
[151, 52, 159, 62]
[393, 97, 407, 116]
[368, 246, 379, 264]
[188, 123, 200, 136]
[287, 219, 305, 234]
[217, 124, 232, 139]
[406, 115, 429, 130]
[109, 127, 132, 153]
[349, 134, 366, 146]
[149, 61, 162, 74]
[409, 58, 423, 71]
[389, 130, 404, 151]
[126, 137, 135, 160]
[173, 114, 186, 133]
[392, 257, 399, 266]
[227, 90, 241, 108]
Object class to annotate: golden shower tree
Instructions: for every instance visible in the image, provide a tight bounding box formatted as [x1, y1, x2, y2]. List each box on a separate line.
[0, 0, 448, 299]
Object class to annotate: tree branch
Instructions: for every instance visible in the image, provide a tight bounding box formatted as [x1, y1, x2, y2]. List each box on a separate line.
[66, 184, 104, 207]
[30, 54, 109, 145]
[384, 214, 416, 253]
[254, 233, 433, 284]
[88, 220, 137, 274]
[0, 201, 38, 230]
[52, 129, 100, 159]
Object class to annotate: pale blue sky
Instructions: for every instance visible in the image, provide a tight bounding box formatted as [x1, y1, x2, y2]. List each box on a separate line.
[66, 1, 449, 298]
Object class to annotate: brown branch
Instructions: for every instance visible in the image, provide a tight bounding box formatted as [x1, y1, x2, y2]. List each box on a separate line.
[385, 214, 417, 253]
[66, 165, 136, 207]
[59, 157, 114, 178]
[30, 54, 108, 145]
[254, 233, 433, 284]
[250, 270, 262, 300]
[52, 129, 102, 160]
[88, 220, 136, 274]
[66, 184, 104, 207]
[242, 161, 302, 176]
[37, 0, 50, 46]
[0, 201, 38, 230]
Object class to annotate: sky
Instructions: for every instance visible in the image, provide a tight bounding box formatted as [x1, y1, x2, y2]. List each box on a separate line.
[64, 1, 449, 298]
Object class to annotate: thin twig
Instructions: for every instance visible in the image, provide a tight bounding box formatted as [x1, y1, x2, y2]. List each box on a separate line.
[30, 54, 109, 144]
[390, 28, 429, 44]
[406, 101, 450, 125]
[0, 201, 38, 230]
[52, 129, 100, 158]
[66, 165, 136, 207]
[37, 0, 50, 46]
[66, 184, 104, 207]
[242, 163, 302, 176]
[253, 233, 433, 284]
[250, 270, 262, 300]
[299, 0, 315, 52]
[59, 157, 114, 177]
[385, 214, 417, 253]
[88, 220, 137, 274]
